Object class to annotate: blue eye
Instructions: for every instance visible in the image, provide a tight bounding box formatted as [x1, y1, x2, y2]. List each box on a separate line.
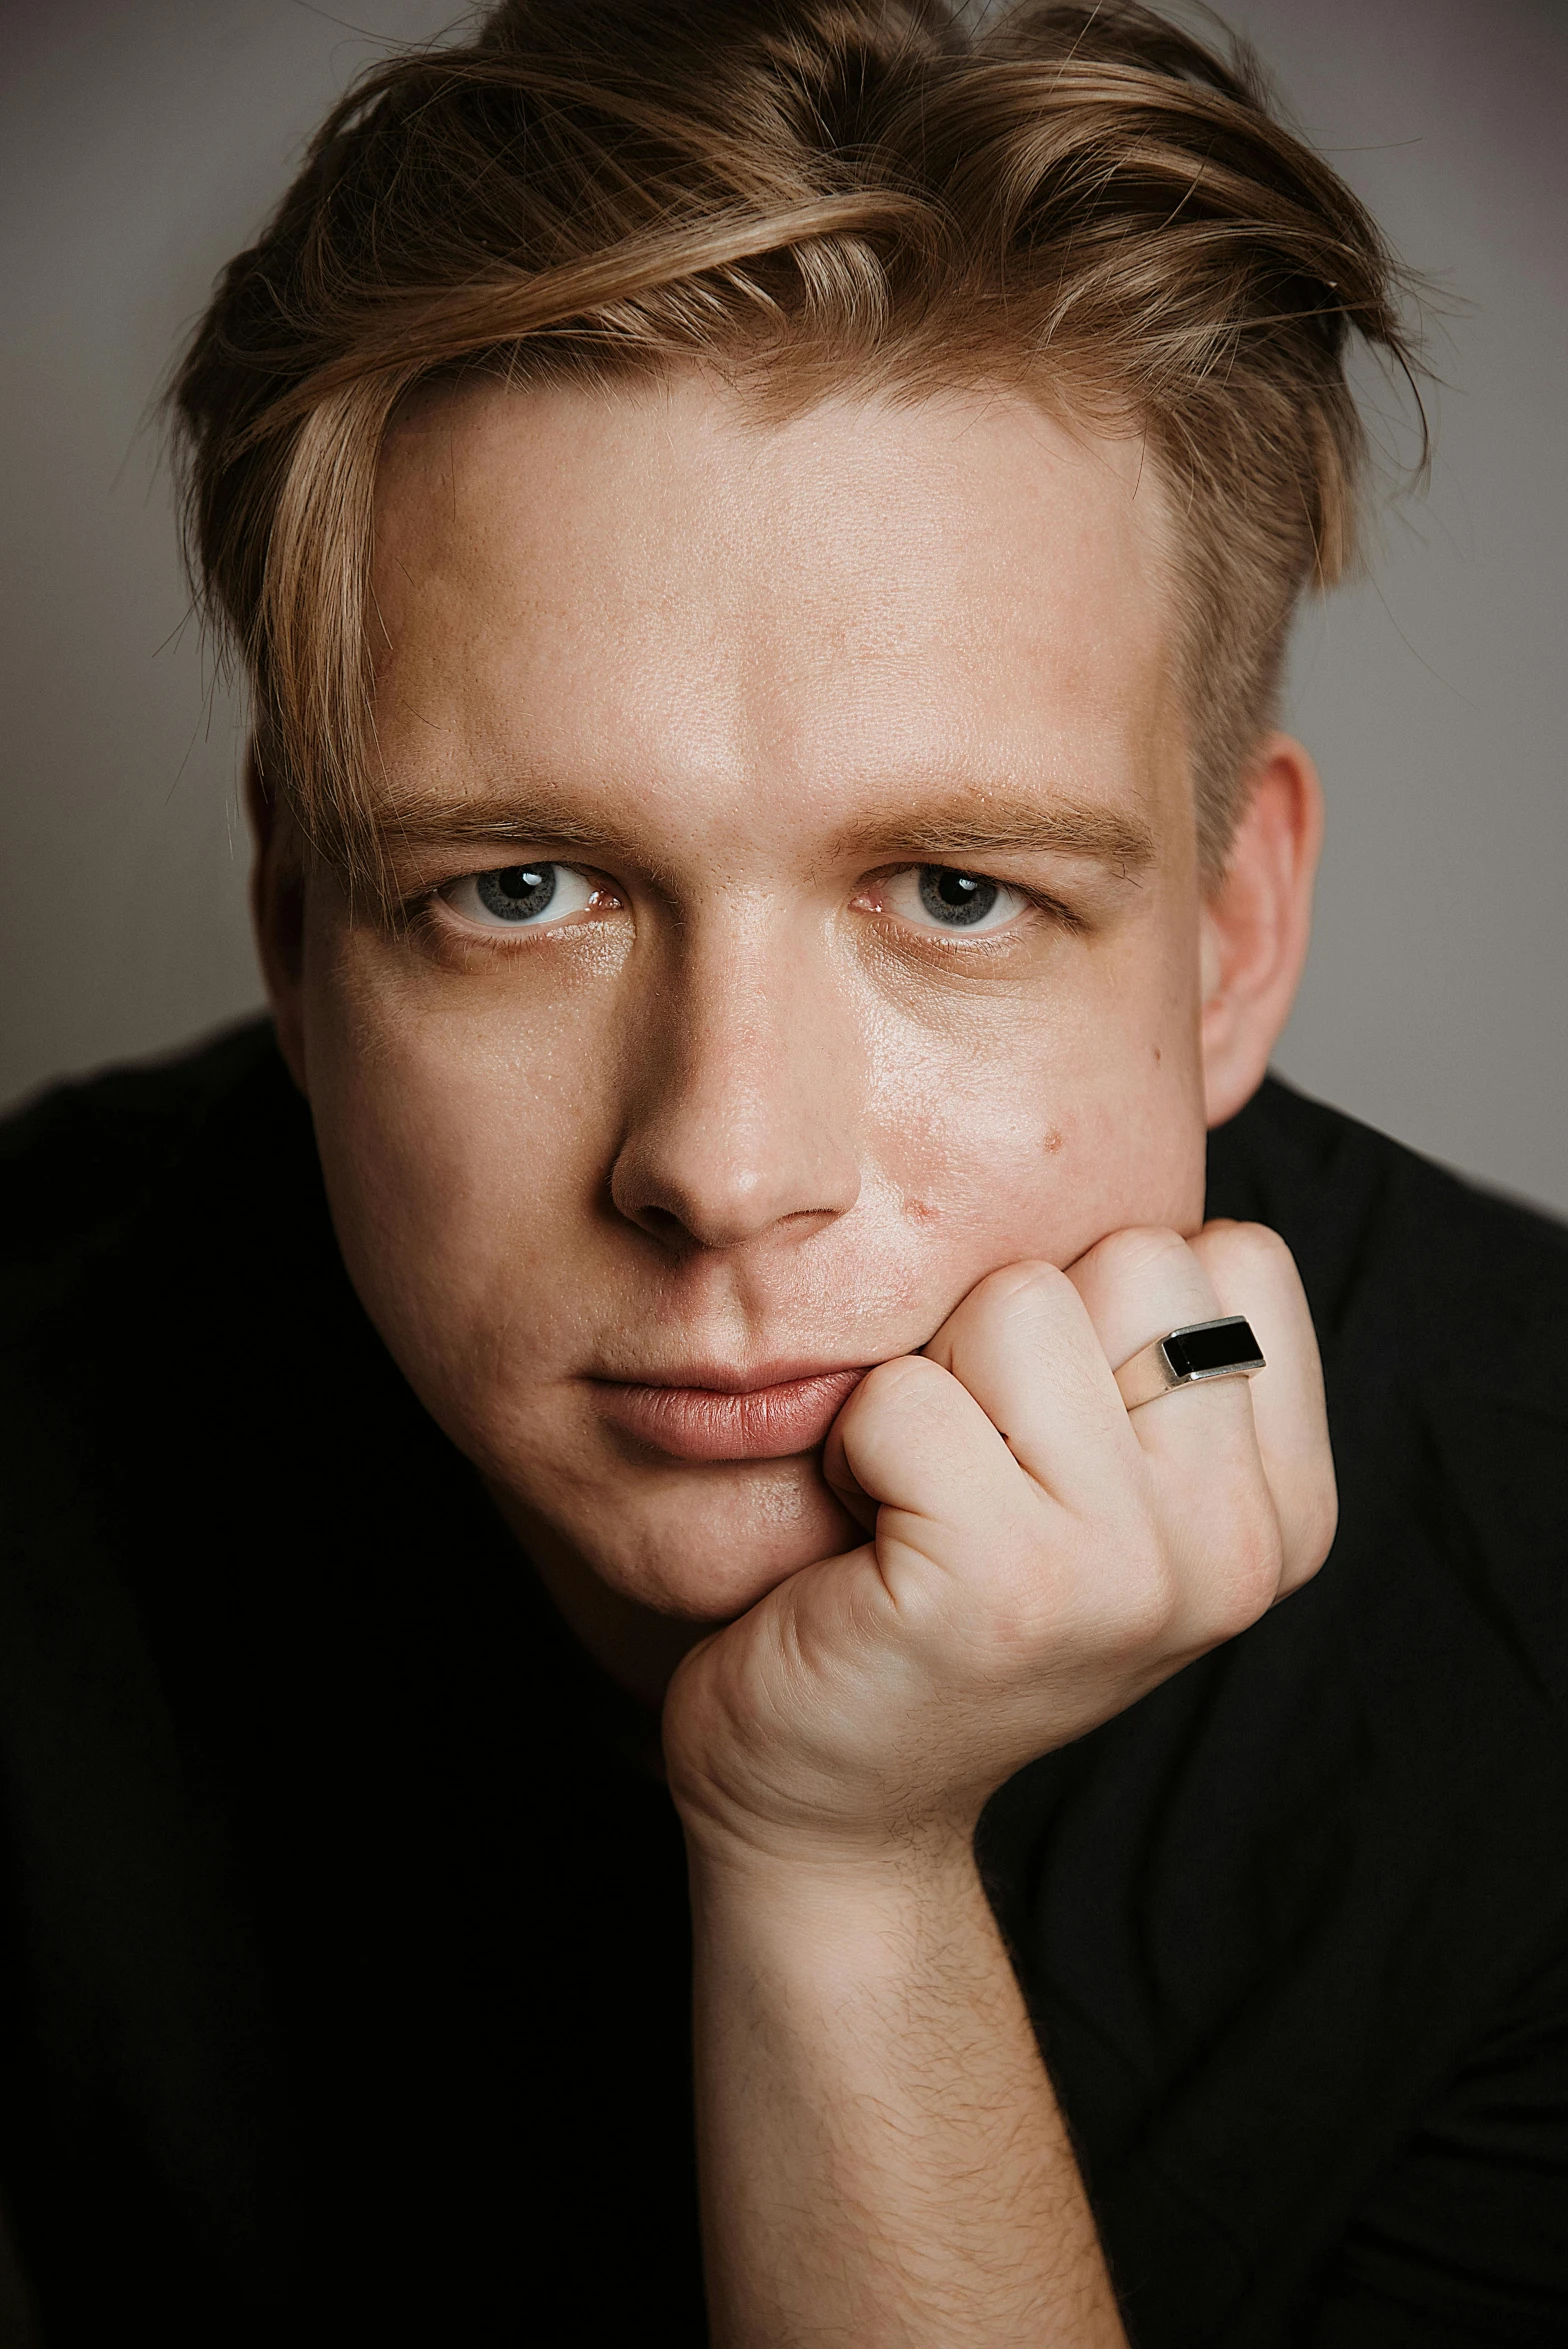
[882, 865, 1026, 935]
[477, 864, 556, 921]
[442, 862, 600, 930]
[918, 868, 998, 926]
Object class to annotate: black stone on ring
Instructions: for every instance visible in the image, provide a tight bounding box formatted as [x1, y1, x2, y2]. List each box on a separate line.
[1113, 1314, 1266, 1412]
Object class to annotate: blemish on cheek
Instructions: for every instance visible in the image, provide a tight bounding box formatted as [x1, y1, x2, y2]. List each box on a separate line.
[1153, 1045, 1163, 1065]
[905, 1198, 941, 1222]
[1041, 1129, 1064, 1156]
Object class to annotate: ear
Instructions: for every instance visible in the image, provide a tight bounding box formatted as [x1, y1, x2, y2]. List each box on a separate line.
[245, 741, 310, 1094]
[1199, 733, 1323, 1128]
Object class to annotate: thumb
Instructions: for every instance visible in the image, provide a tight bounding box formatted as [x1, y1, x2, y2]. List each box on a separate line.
[822, 1402, 879, 1534]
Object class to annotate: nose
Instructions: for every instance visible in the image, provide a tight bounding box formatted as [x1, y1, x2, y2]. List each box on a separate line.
[609, 911, 862, 1252]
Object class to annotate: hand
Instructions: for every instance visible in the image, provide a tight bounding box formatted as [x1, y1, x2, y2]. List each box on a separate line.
[664, 1221, 1336, 1867]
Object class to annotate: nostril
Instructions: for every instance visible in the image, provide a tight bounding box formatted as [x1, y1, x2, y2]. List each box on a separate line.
[627, 1198, 845, 1251]
[632, 1201, 695, 1248]
[779, 1206, 841, 1234]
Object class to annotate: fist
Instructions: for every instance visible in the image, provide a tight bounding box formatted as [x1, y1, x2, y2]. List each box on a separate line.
[664, 1222, 1336, 1865]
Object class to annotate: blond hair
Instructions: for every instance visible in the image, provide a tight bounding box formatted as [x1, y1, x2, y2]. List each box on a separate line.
[173, 0, 1420, 882]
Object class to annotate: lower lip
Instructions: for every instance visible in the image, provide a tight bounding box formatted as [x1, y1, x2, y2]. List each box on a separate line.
[593, 1369, 867, 1462]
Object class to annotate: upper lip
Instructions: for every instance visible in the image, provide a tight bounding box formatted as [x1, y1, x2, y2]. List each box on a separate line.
[589, 1357, 875, 1395]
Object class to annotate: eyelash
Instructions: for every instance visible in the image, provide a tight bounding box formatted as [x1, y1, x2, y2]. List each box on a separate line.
[407, 863, 1084, 944]
[402, 869, 617, 944]
[858, 866, 1086, 940]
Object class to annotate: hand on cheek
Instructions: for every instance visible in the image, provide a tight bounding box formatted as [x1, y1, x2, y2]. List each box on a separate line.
[663, 1222, 1336, 1870]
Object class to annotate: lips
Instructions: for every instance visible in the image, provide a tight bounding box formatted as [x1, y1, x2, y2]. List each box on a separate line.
[592, 1365, 868, 1462]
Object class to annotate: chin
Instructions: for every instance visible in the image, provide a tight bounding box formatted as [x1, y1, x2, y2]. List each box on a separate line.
[511, 1449, 862, 1623]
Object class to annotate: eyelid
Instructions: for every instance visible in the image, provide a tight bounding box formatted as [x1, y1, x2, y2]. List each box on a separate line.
[433, 859, 615, 935]
[866, 861, 1076, 939]
[930, 862, 1085, 930]
[403, 854, 1084, 946]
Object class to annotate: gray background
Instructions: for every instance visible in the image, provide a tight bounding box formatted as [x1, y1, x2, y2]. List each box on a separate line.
[3, 0, 1564, 1213]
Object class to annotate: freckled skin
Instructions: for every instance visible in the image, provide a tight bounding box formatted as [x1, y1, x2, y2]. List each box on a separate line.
[284, 375, 1216, 1623]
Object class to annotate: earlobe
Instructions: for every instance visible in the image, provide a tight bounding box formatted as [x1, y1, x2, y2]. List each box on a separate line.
[1199, 734, 1323, 1129]
[245, 742, 310, 1095]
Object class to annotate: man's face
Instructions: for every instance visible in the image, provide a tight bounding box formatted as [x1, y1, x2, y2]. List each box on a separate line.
[290, 373, 1209, 1619]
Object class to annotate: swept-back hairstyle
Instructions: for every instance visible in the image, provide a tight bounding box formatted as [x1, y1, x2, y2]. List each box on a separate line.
[173, 0, 1419, 883]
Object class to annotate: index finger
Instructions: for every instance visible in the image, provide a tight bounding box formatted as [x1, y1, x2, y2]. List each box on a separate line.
[920, 1259, 1144, 1516]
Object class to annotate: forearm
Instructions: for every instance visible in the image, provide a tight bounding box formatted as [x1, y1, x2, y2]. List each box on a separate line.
[686, 1828, 1127, 2349]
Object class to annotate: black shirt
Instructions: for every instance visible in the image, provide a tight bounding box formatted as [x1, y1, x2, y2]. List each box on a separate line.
[0, 1022, 1563, 2344]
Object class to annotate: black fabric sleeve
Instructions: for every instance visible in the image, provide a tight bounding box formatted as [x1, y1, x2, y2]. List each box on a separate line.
[1302, 1935, 1568, 2346]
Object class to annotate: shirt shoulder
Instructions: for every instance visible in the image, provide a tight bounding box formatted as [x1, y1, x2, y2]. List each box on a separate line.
[1208, 1072, 1568, 1401]
[1210, 1075, 1568, 1709]
[0, 1019, 297, 1293]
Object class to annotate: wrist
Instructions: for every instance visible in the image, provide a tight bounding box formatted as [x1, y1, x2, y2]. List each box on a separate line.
[681, 1804, 983, 1934]
[665, 1711, 989, 1893]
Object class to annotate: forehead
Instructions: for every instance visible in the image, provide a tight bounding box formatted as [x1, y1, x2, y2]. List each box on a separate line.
[370, 371, 1183, 842]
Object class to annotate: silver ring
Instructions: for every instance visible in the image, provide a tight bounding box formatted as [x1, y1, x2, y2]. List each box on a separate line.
[1113, 1315, 1265, 1412]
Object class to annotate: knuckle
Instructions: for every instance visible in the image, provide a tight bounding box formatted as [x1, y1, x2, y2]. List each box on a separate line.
[1198, 1218, 1295, 1286]
[963, 1523, 1087, 1658]
[927, 1261, 1080, 1373]
[1070, 1517, 1180, 1658]
[1209, 1497, 1287, 1638]
[862, 1351, 934, 1399]
[1082, 1224, 1193, 1286]
[977, 1572, 1056, 1659]
[1296, 1478, 1340, 1576]
[1116, 1540, 1182, 1649]
[845, 1351, 943, 1432]
[971, 1516, 1193, 1676]
[971, 1258, 1077, 1323]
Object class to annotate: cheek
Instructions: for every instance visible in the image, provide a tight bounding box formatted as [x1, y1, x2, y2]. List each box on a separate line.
[862, 961, 1206, 1282]
[300, 939, 615, 1401]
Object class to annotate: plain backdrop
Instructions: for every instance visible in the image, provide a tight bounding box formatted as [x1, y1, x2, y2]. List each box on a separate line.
[2, 0, 1565, 1214]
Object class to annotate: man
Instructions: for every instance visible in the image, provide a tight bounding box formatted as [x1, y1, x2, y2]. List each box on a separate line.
[0, 1, 1563, 2340]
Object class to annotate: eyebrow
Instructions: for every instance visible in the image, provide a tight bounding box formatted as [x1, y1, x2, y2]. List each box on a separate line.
[369, 795, 638, 860]
[367, 787, 1156, 877]
[826, 795, 1156, 875]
